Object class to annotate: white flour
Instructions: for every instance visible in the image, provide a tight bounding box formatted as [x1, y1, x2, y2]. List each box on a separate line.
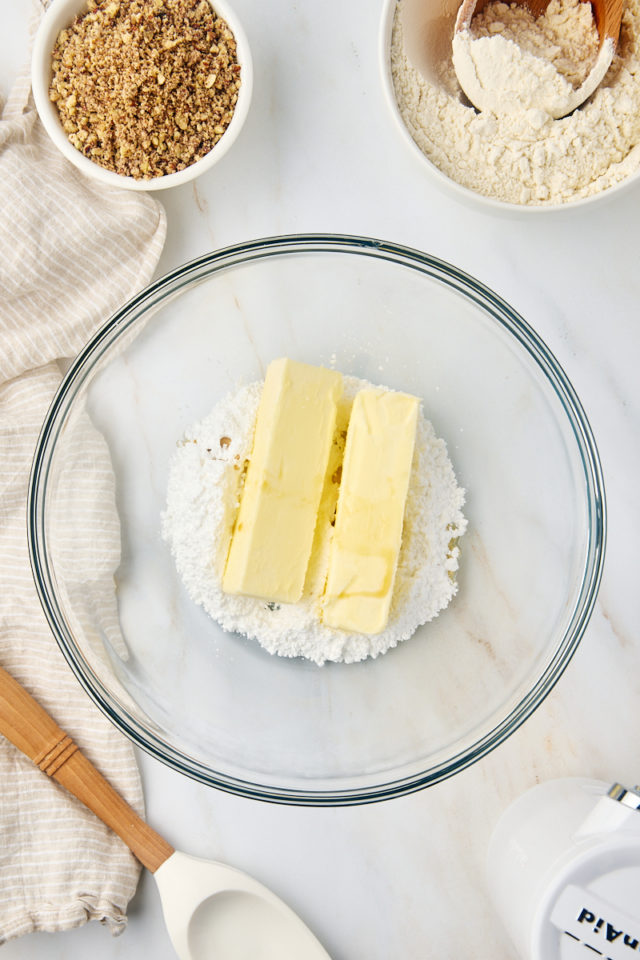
[452, 31, 578, 116]
[392, 0, 640, 205]
[452, 0, 604, 118]
[469, 0, 599, 88]
[162, 377, 467, 665]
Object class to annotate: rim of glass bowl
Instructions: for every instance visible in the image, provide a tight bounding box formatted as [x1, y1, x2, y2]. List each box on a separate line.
[27, 234, 607, 806]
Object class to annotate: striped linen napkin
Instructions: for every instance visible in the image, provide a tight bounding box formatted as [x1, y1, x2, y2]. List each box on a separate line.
[0, 4, 167, 943]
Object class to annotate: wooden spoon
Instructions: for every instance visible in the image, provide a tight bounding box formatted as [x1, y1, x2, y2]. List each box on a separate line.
[0, 665, 332, 960]
[452, 0, 623, 117]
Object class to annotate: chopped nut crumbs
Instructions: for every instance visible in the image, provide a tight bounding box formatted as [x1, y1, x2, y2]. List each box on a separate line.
[49, 0, 241, 179]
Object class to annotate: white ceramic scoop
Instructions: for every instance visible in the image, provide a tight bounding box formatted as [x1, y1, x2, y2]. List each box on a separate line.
[0, 665, 331, 960]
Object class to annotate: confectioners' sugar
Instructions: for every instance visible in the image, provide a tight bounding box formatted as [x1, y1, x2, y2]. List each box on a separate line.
[162, 377, 467, 665]
[391, 0, 640, 205]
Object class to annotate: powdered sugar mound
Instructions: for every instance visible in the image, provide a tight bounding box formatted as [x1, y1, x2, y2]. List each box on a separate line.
[162, 377, 467, 665]
[162, 382, 260, 601]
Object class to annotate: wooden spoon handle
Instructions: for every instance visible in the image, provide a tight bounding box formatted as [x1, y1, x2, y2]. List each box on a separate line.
[0, 664, 174, 873]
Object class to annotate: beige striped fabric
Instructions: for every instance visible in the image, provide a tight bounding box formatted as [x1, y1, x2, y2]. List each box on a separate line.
[0, 5, 167, 944]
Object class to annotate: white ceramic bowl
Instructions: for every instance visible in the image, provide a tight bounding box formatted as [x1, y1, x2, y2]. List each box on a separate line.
[31, 0, 253, 191]
[378, 0, 640, 214]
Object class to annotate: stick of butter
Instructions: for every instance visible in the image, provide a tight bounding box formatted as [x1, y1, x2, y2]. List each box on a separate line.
[223, 358, 343, 604]
[322, 388, 419, 635]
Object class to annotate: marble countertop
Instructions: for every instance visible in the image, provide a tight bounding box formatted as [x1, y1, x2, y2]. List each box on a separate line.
[2, 1, 640, 958]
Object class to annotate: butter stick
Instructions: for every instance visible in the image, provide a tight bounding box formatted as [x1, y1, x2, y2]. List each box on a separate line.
[322, 388, 419, 635]
[223, 358, 343, 604]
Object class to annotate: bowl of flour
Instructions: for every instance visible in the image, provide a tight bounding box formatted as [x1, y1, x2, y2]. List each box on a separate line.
[28, 235, 605, 803]
[380, 0, 640, 209]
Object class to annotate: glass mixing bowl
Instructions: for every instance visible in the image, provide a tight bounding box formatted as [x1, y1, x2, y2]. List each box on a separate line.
[28, 235, 606, 805]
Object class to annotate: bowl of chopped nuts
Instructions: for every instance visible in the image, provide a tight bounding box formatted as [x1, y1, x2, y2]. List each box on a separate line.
[31, 0, 252, 190]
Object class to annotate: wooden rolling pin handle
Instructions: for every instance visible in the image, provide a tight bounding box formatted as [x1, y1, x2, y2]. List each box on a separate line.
[0, 665, 174, 874]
